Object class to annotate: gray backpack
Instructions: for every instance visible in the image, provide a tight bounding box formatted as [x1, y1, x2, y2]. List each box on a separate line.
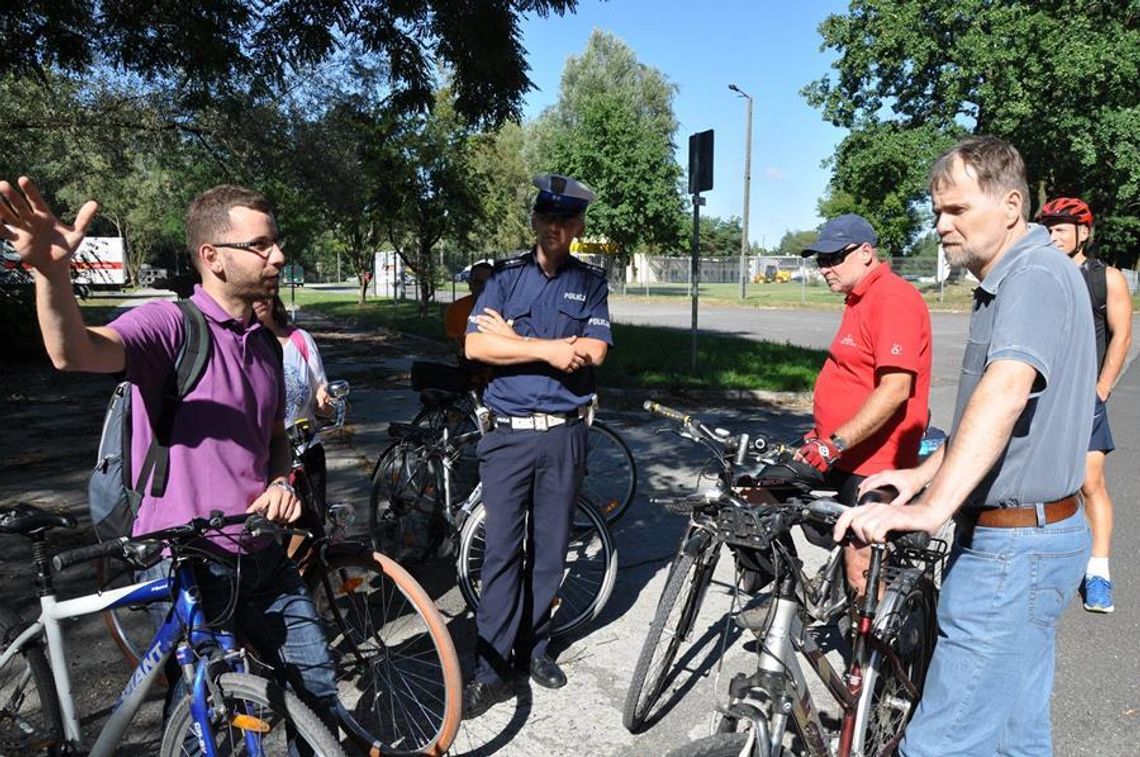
[88, 300, 211, 541]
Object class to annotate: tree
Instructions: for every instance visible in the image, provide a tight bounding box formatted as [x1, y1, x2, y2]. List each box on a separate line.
[1, 0, 578, 129]
[467, 122, 534, 257]
[533, 31, 685, 268]
[777, 229, 820, 257]
[803, 1, 1140, 266]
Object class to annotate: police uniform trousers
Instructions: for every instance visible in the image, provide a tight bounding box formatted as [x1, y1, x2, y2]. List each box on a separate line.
[474, 419, 589, 683]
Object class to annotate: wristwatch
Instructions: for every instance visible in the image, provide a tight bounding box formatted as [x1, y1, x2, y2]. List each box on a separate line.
[270, 479, 296, 496]
[829, 434, 847, 453]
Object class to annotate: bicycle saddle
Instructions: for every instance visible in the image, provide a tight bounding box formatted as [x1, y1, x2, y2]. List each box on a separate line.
[419, 388, 464, 410]
[0, 502, 77, 536]
[388, 422, 438, 444]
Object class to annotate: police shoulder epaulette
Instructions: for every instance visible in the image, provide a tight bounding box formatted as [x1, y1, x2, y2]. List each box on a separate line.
[495, 252, 531, 271]
[572, 256, 607, 279]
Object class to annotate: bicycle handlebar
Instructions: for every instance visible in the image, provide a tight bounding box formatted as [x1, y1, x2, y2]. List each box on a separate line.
[51, 513, 307, 573]
[643, 400, 692, 425]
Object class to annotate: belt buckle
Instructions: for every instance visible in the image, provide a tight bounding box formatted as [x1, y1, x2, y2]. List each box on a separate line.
[534, 414, 549, 432]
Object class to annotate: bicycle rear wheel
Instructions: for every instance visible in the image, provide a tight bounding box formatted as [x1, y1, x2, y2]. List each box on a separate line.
[580, 421, 637, 526]
[853, 573, 938, 755]
[160, 671, 345, 756]
[308, 550, 462, 756]
[623, 534, 719, 732]
[369, 440, 446, 562]
[0, 604, 61, 752]
[456, 495, 617, 638]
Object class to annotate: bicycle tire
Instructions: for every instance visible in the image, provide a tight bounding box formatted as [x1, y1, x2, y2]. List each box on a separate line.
[368, 439, 446, 561]
[0, 604, 62, 752]
[160, 671, 345, 756]
[307, 550, 462, 757]
[456, 495, 617, 639]
[666, 732, 753, 757]
[580, 421, 638, 526]
[622, 536, 719, 733]
[853, 573, 938, 756]
[96, 557, 157, 672]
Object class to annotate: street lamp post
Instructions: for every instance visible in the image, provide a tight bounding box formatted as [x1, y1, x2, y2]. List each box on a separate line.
[729, 83, 753, 300]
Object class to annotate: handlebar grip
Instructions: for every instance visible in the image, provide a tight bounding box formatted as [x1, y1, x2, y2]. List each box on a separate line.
[52, 537, 129, 573]
[643, 400, 691, 424]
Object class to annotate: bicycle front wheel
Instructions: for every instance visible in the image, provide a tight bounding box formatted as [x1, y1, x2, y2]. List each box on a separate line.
[457, 495, 617, 638]
[0, 604, 61, 752]
[309, 550, 462, 756]
[853, 573, 938, 755]
[160, 671, 345, 756]
[623, 535, 719, 732]
[580, 421, 637, 525]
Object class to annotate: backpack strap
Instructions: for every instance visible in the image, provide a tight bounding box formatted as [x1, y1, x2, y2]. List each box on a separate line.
[289, 328, 309, 364]
[136, 299, 212, 498]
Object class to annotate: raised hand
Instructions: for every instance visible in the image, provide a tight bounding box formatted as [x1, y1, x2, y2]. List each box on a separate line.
[0, 177, 98, 277]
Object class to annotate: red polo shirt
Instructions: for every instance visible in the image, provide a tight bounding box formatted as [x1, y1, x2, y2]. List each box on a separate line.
[812, 264, 931, 475]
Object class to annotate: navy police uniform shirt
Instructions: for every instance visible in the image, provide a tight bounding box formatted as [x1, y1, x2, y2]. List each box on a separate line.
[467, 249, 613, 416]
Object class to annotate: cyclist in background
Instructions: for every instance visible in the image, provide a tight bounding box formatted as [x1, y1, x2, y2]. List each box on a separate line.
[1037, 197, 1131, 613]
[0, 177, 339, 736]
[255, 295, 334, 510]
[793, 214, 932, 602]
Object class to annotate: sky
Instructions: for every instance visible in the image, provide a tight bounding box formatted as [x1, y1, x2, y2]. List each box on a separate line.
[518, 0, 851, 249]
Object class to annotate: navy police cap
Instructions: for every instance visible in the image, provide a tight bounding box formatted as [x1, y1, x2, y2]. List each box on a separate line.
[533, 173, 596, 218]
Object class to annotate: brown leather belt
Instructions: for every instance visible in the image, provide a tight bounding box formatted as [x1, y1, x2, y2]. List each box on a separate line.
[963, 495, 1079, 529]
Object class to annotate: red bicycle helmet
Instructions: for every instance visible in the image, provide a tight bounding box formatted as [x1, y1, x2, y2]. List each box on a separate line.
[1038, 197, 1094, 227]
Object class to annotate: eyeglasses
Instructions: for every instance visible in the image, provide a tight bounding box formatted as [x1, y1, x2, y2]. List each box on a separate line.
[210, 236, 285, 259]
[815, 244, 861, 268]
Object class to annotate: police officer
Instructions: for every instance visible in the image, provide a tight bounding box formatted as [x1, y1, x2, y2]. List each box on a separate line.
[462, 173, 612, 718]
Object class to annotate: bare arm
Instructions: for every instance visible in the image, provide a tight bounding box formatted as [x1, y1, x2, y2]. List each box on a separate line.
[831, 370, 913, 448]
[466, 330, 587, 372]
[836, 359, 1037, 542]
[1, 177, 125, 373]
[1099, 267, 1133, 399]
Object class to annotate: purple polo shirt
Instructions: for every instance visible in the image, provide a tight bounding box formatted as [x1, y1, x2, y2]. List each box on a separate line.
[108, 286, 284, 551]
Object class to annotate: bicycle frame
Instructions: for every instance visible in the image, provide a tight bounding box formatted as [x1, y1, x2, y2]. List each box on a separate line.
[2, 560, 251, 756]
[725, 546, 927, 757]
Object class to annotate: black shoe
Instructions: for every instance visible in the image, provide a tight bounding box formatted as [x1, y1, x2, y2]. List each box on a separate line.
[462, 679, 514, 719]
[529, 654, 567, 689]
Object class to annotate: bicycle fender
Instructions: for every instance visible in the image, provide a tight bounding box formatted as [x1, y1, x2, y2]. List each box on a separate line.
[681, 528, 713, 558]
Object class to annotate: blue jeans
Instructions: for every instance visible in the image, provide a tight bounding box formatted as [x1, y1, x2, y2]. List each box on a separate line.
[138, 543, 338, 741]
[901, 508, 1090, 756]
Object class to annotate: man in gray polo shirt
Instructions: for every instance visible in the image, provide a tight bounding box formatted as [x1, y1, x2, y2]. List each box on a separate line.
[835, 136, 1093, 755]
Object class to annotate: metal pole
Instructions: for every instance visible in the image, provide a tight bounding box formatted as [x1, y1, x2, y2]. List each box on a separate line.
[730, 84, 753, 300]
[691, 194, 702, 373]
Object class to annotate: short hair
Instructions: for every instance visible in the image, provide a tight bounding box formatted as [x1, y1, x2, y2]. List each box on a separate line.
[186, 185, 274, 266]
[929, 136, 1030, 220]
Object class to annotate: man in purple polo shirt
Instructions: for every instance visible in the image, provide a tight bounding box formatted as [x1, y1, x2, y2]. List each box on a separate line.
[0, 177, 337, 733]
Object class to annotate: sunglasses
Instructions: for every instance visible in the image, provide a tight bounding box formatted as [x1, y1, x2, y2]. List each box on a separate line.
[816, 244, 861, 268]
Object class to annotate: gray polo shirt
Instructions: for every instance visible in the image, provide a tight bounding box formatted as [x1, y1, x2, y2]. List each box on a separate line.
[951, 225, 1095, 508]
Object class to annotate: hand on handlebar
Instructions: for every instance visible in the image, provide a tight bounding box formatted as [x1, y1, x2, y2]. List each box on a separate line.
[248, 480, 302, 524]
[795, 435, 841, 473]
[857, 467, 926, 506]
[832, 499, 940, 545]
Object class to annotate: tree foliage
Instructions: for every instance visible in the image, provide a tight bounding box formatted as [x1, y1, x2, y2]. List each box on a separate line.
[532, 31, 685, 265]
[777, 229, 821, 257]
[804, 1, 1140, 265]
[1, 0, 578, 128]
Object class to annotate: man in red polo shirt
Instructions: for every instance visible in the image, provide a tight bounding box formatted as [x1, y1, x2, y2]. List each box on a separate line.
[796, 214, 932, 597]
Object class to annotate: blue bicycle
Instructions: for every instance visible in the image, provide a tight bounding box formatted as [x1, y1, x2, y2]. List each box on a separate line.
[0, 503, 345, 756]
